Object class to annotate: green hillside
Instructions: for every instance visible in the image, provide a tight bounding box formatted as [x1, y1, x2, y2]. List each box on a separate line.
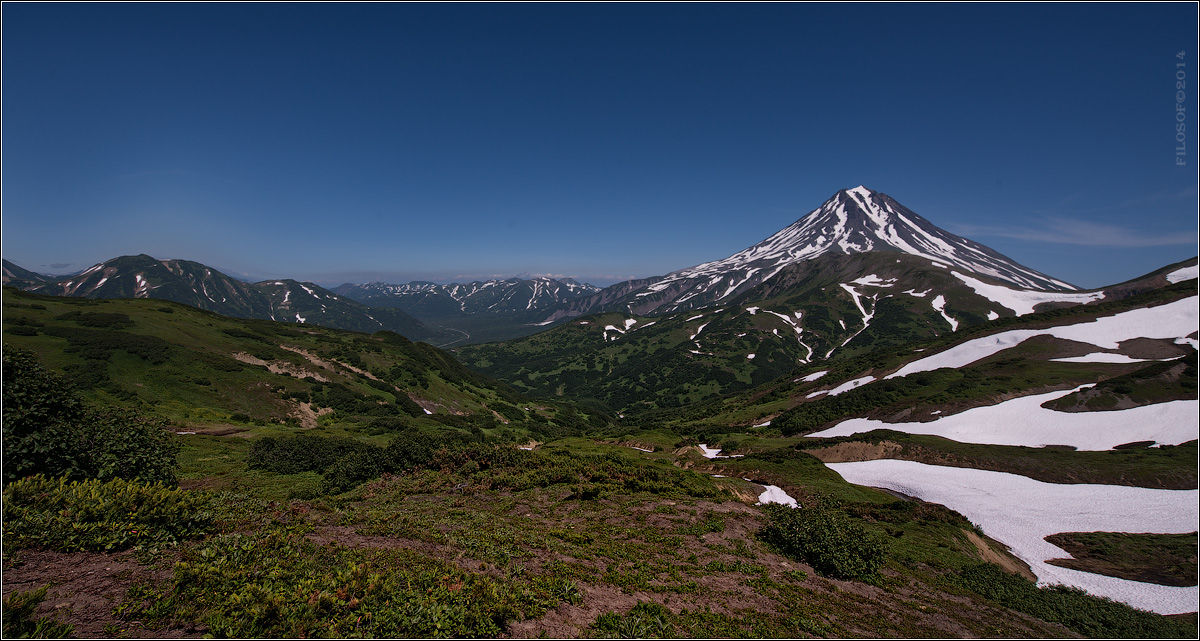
[455, 256, 1197, 416]
[2, 278, 1196, 638]
[2, 286, 606, 441]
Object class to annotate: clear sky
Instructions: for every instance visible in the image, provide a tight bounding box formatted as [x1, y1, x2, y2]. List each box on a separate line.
[2, 2, 1197, 289]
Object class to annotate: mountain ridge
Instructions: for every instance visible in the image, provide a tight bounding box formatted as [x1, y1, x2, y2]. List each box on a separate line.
[3, 254, 440, 342]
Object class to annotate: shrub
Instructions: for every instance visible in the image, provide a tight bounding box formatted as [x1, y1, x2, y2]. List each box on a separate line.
[156, 524, 563, 638]
[758, 500, 886, 582]
[2, 475, 213, 553]
[2, 345, 180, 485]
[322, 448, 390, 495]
[247, 434, 381, 476]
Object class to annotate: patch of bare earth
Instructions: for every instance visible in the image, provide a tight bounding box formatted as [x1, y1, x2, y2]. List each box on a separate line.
[966, 531, 1037, 582]
[230, 350, 328, 382]
[2, 550, 201, 638]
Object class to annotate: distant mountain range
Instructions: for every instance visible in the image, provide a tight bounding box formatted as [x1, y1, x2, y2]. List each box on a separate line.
[332, 277, 603, 344]
[5, 186, 1194, 353]
[2, 254, 437, 341]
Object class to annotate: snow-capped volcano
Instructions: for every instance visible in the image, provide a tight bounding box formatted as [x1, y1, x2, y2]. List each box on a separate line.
[665, 186, 1077, 293]
[542, 186, 1085, 321]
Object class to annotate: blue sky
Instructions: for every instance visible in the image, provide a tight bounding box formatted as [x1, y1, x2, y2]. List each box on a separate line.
[2, 2, 1196, 289]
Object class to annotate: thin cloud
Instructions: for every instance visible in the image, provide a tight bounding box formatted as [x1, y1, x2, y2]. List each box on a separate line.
[950, 217, 1197, 248]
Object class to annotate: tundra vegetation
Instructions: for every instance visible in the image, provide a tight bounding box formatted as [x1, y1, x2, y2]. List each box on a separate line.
[2, 286, 1196, 638]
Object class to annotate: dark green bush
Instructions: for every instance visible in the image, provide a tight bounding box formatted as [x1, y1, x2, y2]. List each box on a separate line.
[758, 500, 886, 581]
[54, 311, 135, 329]
[246, 434, 381, 476]
[3, 345, 180, 485]
[322, 448, 390, 495]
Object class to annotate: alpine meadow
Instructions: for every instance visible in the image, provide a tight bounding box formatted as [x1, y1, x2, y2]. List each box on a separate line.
[2, 3, 1198, 640]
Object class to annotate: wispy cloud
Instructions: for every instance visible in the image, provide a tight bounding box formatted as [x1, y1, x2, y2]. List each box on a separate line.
[949, 217, 1196, 247]
[950, 185, 1198, 247]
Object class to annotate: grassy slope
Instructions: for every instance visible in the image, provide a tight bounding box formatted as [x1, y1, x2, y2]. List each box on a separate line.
[4, 282, 1197, 637]
[1, 287, 604, 437]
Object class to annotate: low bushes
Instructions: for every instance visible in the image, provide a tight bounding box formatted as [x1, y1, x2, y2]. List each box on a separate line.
[118, 523, 566, 638]
[757, 500, 887, 582]
[3, 345, 180, 486]
[246, 432, 724, 500]
[2, 475, 213, 553]
[954, 562, 1196, 638]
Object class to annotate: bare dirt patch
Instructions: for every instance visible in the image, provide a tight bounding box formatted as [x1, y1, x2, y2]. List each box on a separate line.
[804, 440, 904, 463]
[230, 350, 328, 382]
[966, 531, 1037, 582]
[2, 549, 198, 639]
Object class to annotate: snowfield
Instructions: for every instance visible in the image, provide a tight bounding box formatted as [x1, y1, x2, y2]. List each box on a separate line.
[808, 387, 1198, 450]
[826, 460, 1199, 615]
[1166, 264, 1198, 283]
[886, 296, 1198, 380]
[952, 271, 1105, 315]
[1050, 353, 1158, 364]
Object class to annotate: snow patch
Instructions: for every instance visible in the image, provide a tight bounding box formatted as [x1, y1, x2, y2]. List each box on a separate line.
[827, 460, 1198, 615]
[887, 297, 1197, 379]
[810, 386, 1198, 450]
[851, 274, 896, 287]
[1050, 353, 1156, 364]
[952, 271, 1104, 316]
[800, 370, 829, 382]
[1166, 264, 1198, 283]
[756, 485, 799, 508]
[931, 295, 959, 331]
[826, 376, 876, 396]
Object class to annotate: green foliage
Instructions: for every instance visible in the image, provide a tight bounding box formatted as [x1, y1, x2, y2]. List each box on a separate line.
[247, 434, 381, 475]
[758, 500, 887, 581]
[321, 447, 390, 495]
[592, 602, 675, 638]
[2, 345, 180, 485]
[1043, 531, 1198, 587]
[2, 475, 213, 553]
[41, 324, 175, 364]
[954, 562, 1196, 638]
[2, 585, 74, 639]
[54, 310, 135, 329]
[140, 523, 566, 638]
